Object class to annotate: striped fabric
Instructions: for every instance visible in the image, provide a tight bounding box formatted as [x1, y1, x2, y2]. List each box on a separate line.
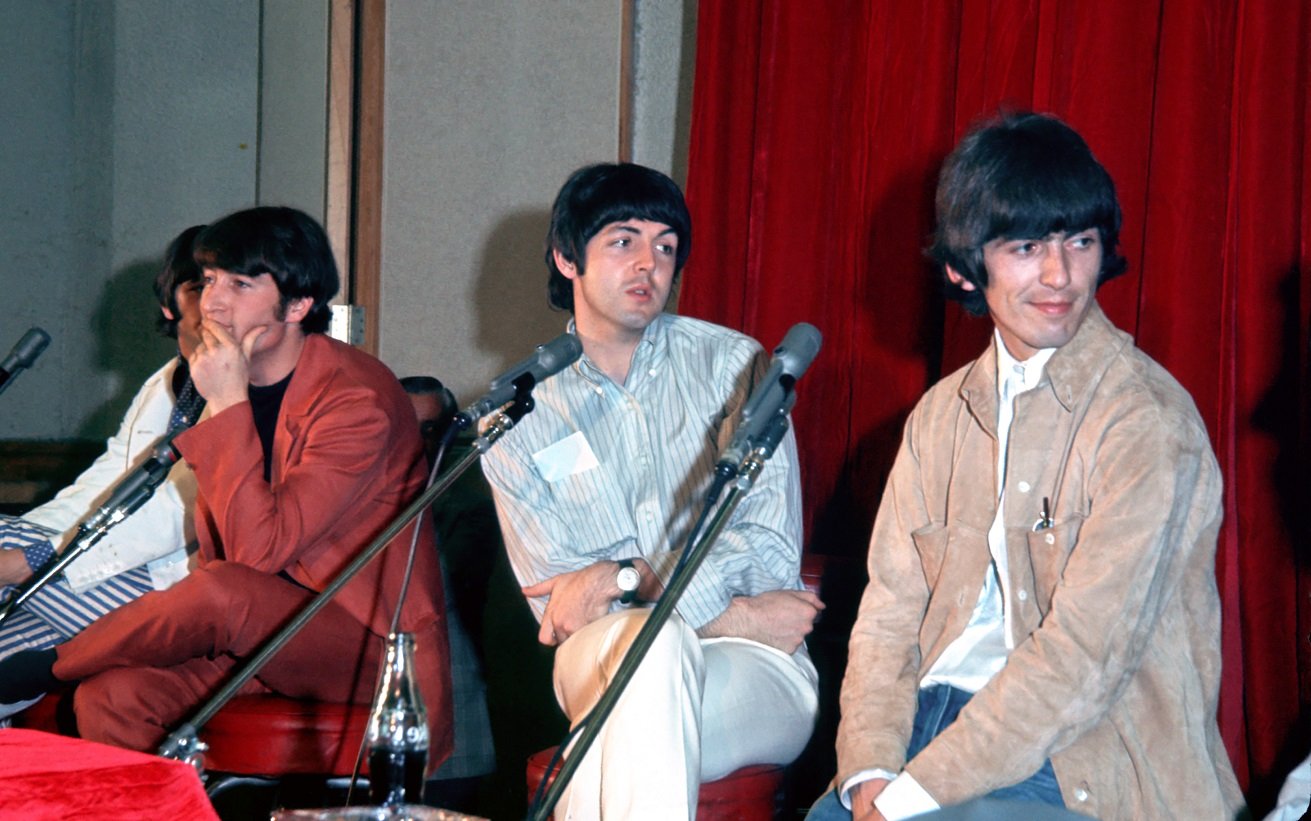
[480, 314, 805, 631]
[19, 566, 153, 641]
[0, 609, 61, 660]
[0, 514, 154, 654]
[0, 516, 57, 576]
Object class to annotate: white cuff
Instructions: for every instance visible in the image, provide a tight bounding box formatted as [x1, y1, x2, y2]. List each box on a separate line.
[874, 772, 940, 820]
[838, 769, 899, 809]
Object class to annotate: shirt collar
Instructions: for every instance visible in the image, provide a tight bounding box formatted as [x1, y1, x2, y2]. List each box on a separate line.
[567, 314, 670, 390]
[962, 301, 1129, 430]
[994, 330, 1055, 401]
[1041, 303, 1130, 411]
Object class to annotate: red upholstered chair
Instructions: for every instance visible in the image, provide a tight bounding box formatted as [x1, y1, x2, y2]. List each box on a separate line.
[198, 694, 370, 778]
[800, 552, 826, 597]
[15, 690, 371, 802]
[526, 745, 785, 820]
[194, 694, 374, 807]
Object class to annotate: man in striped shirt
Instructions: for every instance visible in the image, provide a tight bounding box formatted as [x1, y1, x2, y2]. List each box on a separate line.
[0, 226, 205, 721]
[481, 163, 822, 820]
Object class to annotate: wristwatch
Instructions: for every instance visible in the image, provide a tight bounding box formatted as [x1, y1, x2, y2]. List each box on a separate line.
[616, 559, 640, 605]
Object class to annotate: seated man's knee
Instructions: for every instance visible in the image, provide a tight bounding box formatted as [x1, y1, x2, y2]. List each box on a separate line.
[645, 612, 700, 669]
[600, 609, 701, 671]
[164, 562, 256, 614]
[555, 610, 705, 716]
[804, 789, 852, 821]
[603, 612, 705, 699]
[74, 670, 167, 750]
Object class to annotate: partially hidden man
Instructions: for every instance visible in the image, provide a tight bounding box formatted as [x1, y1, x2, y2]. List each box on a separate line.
[0, 225, 206, 721]
[809, 114, 1243, 820]
[0, 207, 452, 768]
[480, 163, 822, 820]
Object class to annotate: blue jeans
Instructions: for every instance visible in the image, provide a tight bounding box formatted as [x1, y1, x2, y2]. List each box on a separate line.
[806, 684, 1064, 819]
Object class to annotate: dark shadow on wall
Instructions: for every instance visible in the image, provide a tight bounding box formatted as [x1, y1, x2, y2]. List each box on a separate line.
[472, 209, 570, 374]
[668, 0, 698, 189]
[465, 208, 574, 819]
[787, 157, 952, 812]
[79, 255, 175, 439]
[809, 159, 949, 567]
[1251, 267, 1309, 565]
[1245, 265, 1311, 816]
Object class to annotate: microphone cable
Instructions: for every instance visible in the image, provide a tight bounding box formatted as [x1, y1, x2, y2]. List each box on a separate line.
[346, 418, 459, 805]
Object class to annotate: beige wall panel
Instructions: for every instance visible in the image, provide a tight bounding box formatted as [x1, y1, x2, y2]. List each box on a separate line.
[379, 1, 627, 402]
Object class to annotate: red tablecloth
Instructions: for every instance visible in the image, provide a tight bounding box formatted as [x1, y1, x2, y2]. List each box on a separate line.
[0, 728, 217, 820]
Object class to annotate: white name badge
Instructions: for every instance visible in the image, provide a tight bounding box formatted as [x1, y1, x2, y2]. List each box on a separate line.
[531, 431, 600, 483]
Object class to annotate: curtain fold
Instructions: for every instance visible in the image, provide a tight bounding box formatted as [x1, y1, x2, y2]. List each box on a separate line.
[682, 0, 1308, 810]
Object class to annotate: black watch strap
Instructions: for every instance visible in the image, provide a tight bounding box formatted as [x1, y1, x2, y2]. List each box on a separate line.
[617, 558, 639, 605]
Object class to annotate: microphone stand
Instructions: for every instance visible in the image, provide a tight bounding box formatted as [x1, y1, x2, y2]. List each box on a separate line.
[158, 376, 539, 770]
[0, 521, 122, 627]
[527, 412, 794, 821]
[0, 436, 183, 628]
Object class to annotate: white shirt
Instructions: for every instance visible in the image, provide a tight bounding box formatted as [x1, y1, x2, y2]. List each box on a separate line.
[25, 359, 196, 593]
[920, 337, 1054, 688]
[845, 332, 1055, 819]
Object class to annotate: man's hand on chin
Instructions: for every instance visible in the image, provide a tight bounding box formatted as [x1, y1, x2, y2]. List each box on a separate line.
[189, 319, 266, 414]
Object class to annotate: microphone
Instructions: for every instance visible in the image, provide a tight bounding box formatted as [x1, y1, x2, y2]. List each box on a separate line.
[0, 327, 51, 397]
[79, 376, 206, 534]
[717, 323, 822, 470]
[461, 333, 584, 421]
[0, 371, 206, 628]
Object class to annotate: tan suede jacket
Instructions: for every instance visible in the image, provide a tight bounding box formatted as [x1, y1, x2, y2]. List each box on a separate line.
[835, 305, 1243, 819]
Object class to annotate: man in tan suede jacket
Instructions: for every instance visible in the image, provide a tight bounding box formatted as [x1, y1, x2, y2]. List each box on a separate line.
[808, 113, 1244, 820]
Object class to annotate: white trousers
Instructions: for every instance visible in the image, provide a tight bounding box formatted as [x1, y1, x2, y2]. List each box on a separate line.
[551, 609, 819, 820]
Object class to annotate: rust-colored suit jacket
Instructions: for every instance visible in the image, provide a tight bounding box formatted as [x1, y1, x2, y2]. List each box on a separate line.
[175, 333, 452, 768]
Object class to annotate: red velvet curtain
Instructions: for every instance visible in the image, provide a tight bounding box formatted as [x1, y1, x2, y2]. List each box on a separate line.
[681, 0, 1309, 811]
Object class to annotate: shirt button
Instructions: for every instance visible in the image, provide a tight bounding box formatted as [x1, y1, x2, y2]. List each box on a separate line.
[1074, 787, 1089, 802]
[1017, 481, 1031, 493]
[1044, 533, 1055, 545]
[1017, 589, 1028, 601]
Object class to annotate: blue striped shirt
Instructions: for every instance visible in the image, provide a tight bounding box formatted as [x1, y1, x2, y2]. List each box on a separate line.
[481, 314, 805, 630]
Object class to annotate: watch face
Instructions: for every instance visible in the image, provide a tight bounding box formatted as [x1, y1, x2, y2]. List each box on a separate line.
[617, 566, 640, 591]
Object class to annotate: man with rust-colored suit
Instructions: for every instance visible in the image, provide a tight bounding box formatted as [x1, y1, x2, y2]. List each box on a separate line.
[0, 207, 452, 766]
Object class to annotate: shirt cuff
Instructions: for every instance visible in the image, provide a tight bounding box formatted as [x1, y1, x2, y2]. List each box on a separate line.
[874, 772, 940, 820]
[22, 540, 56, 573]
[838, 769, 898, 808]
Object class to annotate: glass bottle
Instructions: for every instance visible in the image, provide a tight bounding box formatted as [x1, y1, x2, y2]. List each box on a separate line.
[365, 631, 429, 806]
